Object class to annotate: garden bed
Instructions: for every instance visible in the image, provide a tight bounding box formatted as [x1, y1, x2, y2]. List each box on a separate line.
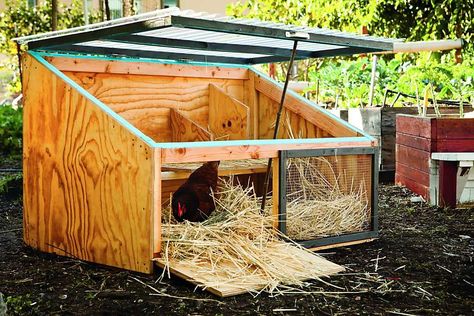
[1, 165, 472, 314]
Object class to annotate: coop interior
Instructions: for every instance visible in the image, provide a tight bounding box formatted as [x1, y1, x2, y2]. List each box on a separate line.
[45, 55, 374, 239]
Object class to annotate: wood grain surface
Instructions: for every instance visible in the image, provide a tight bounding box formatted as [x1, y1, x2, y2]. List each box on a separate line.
[65, 71, 244, 142]
[23, 54, 154, 273]
[170, 109, 213, 142]
[209, 84, 250, 140]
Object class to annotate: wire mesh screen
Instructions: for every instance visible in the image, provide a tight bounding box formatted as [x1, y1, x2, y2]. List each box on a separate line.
[284, 154, 372, 241]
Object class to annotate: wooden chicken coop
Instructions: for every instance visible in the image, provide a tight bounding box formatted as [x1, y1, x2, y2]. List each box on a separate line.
[17, 9, 400, 274]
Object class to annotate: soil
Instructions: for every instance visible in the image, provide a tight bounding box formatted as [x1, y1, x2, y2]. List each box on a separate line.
[1, 159, 473, 315]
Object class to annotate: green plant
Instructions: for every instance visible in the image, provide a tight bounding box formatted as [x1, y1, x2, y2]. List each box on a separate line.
[0, 104, 23, 157]
[5, 295, 32, 315]
[0, 0, 100, 96]
[0, 173, 22, 195]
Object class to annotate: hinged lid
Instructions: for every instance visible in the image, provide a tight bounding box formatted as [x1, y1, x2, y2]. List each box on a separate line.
[15, 8, 401, 64]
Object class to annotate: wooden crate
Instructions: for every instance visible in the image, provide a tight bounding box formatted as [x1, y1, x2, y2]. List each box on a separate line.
[22, 52, 377, 274]
[395, 114, 474, 201]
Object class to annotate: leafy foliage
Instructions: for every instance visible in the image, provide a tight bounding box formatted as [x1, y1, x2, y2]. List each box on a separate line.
[228, 0, 473, 57]
[0, 0, 100, 96]
[308, 58, 474, 108]
[0, 104, 23, 157]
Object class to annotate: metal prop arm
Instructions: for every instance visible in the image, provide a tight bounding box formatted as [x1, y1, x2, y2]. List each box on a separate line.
[260, 40, 299, 212]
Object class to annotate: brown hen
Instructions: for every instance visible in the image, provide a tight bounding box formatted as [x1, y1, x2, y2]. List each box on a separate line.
[172, 161, 219, 222]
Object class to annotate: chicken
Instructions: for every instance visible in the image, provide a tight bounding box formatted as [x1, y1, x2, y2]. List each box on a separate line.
[172, 161, 220, 222]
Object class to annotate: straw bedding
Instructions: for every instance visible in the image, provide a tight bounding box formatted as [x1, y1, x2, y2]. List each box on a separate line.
[285, 157, 370, 240]
[160, 157, 369, 294]
[160, 178, 339, 294]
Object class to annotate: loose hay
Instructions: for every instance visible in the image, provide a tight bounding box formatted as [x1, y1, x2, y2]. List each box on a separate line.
[285, 157, 370, 240]
[159, 178, 343, 295]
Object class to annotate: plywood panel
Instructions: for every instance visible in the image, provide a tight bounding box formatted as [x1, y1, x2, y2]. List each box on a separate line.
[46, 56, 249, 79]
[209, 84, 249, 140]
[258, 93, 325, 140]
[253, 71, 358, 137]
[22, 54, 154, 273]
[170, 109, 213, 142]
[65, 71, 244, 142]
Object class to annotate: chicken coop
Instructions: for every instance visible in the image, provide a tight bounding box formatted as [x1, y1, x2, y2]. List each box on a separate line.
[17, 9, 400, 274]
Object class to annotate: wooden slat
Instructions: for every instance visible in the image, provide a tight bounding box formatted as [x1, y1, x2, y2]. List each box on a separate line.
[395, 144, 430, 173]
[253, 71, 357, 137]
[153, 147, 162, 256]
[243, 72, 259, 139]
[396, 162, 430, 186]
[154, 242, 344, 297]
[161, 162, 267, 180]
[161, 140, 374, 163]
[436, 139, 474, 152]
[46, 56, 249, 79]
[170, 109, 213, 142]
[396, 115, 433, 139]
[396, 132, 432, 152]
[272, 158, 279, 229]
[23, 54, 153, 273]
[395, 173, 430, 199]
[310, 238, 375, 251]
[436, 118, 474, 139]
[66, 71, 244, 142]
[209, 84, 250, 140]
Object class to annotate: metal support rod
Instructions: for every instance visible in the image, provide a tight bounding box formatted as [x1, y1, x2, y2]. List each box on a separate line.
[260, 40, 299, 212]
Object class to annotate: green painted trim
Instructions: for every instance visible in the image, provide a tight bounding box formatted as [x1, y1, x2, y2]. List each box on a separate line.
[29, 51, 158, 147]
[250, 67, 375, 141]
[158, 136, 371, 149]
[36, 50, 251, 69]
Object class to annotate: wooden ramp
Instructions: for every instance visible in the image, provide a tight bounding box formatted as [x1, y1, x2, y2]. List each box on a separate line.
[154, 242, 345, 297]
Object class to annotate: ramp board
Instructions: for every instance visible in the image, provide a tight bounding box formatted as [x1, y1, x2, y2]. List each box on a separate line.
[154, 242, 345, 297]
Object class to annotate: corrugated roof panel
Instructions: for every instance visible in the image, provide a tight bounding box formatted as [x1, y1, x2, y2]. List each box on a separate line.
[15, 8, 402, 64]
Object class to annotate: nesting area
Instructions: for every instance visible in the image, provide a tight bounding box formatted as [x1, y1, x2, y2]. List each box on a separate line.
[157, 177, 344, 296]
[285, 157, 370, 240]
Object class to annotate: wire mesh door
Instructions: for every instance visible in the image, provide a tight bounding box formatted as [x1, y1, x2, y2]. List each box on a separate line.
[278, 147, 378, 248]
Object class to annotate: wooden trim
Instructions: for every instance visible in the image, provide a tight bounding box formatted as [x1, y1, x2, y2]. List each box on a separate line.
[153, 147, 162, 257]
[272, 157, 279, 229]
[161, 140, 373, 163]
[244, 72, 260, 139]
[44, 56, 249, 79]
[309, 238, 375, 251]
[439, 161, 458, 207]
[253, 71, 358, 137]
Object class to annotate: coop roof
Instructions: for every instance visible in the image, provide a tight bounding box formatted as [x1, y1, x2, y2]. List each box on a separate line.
[15, 8, 401, 65]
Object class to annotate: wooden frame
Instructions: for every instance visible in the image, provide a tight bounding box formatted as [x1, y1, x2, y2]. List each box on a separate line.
[23, 51, 377, 274]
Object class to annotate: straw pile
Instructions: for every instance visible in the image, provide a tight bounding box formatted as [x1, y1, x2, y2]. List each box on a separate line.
[285, 157, 370, 240]
[160, 178, 339, 295]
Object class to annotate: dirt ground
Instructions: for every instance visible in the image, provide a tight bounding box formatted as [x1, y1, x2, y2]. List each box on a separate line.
[1, 159, 473, 315]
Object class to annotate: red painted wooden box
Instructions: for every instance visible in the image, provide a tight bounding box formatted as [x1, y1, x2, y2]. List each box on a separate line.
[395, 114, 474, 202]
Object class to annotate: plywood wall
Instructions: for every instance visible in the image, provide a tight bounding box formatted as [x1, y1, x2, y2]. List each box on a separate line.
[64, 71, 245, 143]
[22, 54, 154, 273]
